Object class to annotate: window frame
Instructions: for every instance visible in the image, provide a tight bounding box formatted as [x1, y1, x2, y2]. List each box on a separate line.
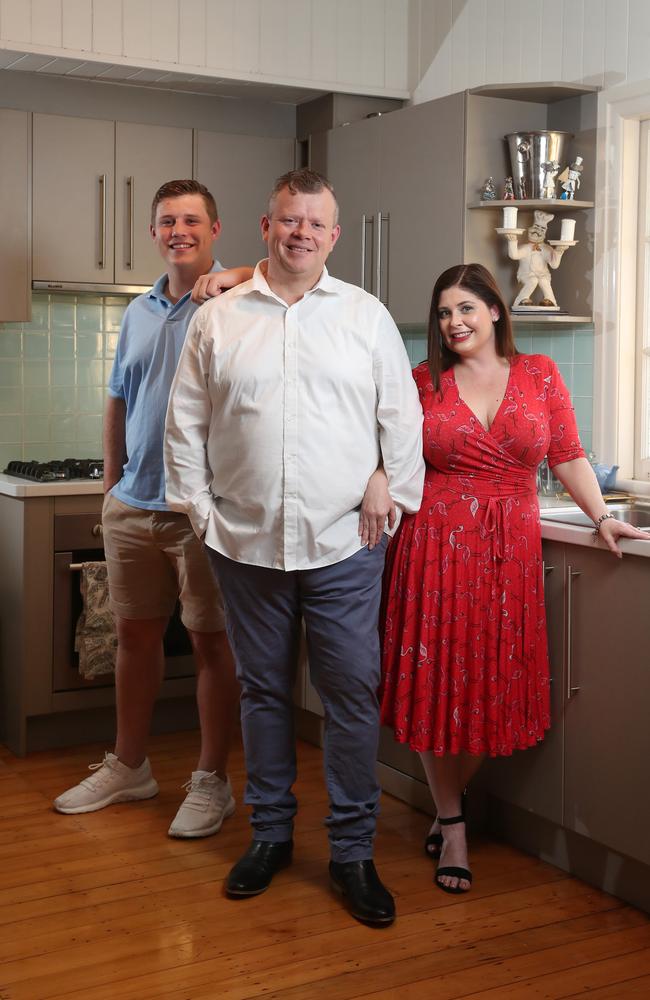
[594, 80, 650, 492]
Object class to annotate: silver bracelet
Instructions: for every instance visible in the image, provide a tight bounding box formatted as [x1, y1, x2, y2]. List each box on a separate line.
[593, 512, 615, 536]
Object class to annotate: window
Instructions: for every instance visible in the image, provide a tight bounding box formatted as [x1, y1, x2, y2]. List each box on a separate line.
[636, 119, 650, 480]
[594, 82, 650, 489]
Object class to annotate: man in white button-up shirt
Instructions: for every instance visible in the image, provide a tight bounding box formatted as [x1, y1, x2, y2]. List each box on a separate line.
[165, 169, 424, 926]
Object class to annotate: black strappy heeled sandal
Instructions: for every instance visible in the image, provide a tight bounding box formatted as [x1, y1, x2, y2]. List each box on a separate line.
[424, 825, 443, 860]
[435, 815, 472, 894]
[424, 789, 466, 863]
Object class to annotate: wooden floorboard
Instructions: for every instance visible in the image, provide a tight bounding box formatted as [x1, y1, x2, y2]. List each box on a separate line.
[0, 733, 647, 1000]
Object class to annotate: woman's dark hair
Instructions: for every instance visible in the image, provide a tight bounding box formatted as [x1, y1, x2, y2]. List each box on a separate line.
[427, 263, 516, 390]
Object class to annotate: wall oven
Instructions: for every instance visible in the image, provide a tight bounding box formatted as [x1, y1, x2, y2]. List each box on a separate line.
[52, 509, 195, 692]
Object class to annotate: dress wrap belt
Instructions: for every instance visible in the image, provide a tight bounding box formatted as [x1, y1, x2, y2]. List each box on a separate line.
[426, 471, 538, 563]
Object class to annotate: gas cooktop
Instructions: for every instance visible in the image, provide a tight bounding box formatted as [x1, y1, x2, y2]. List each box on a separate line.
[4, 459, 104, 482]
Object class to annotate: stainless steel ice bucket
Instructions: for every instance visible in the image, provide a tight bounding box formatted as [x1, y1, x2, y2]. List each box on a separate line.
[505, 130, 572, 199]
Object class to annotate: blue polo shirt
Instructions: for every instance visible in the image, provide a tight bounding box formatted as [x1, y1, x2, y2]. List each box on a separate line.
[108, 261, 224, 510]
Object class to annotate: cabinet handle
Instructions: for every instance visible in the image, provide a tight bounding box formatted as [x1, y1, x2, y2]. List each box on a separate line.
[361, 214, 368, 289]
[126, 176, 134, 270]
[542, 561, 555, 593]
[374, 213, 390, 306]
[98, 174, 107, 269]
[565, 564, 581, 700]
[375, 211, 382, 302]
[91, 523, 103, 537]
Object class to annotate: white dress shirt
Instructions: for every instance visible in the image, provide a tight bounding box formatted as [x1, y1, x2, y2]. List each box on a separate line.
[164, 262, 424, 571]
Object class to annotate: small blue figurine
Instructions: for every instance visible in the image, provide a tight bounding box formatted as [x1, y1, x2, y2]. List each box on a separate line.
[480, 176, 497, 200]
[559, 156, 583, 200]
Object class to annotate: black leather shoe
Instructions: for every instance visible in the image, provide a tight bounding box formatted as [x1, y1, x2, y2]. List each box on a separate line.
[329, 859, 395, 926]
[225, 839, 293, 897]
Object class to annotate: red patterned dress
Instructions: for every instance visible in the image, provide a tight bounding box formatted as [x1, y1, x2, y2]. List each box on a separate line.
[380, 354, 584, 756]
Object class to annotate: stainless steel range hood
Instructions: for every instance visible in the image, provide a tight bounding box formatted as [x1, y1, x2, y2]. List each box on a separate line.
[33, 280, 151, 296]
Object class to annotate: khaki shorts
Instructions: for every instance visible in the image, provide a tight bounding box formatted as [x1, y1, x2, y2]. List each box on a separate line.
[102, 492, 226, 632]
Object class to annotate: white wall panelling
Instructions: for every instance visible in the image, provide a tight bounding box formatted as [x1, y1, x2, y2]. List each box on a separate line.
[93, 0, 123, 56]
[62, 0, 93, 52]
[0, 0, 410, 98]
[412, 0, 650, 104]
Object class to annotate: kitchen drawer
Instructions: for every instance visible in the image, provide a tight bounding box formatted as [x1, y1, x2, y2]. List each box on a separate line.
[54, 513, 104, 551]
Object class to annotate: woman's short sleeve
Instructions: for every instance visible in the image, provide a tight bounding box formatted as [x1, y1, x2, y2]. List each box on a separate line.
[544, 356, 586, 468]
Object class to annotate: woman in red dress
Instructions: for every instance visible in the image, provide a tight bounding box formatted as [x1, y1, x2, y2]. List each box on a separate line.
[376, 264, 646, 894]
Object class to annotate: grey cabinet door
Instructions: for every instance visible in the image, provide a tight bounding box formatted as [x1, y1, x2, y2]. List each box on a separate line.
[379, 93, 465, 325]
[0, 109, 30, 321]
[195, 131, 295, 269]
[115, 122, 193, 286]
[33, 114, 115, 284]
[482, 539, 566, 825]
[325, 117, 380, 289]
[563, 546, 650, 864]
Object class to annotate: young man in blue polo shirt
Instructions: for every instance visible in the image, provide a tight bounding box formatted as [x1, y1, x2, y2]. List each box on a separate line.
[54, 180, 252, 838]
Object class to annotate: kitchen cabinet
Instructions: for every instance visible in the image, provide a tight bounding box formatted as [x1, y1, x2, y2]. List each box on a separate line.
[315, 84, 596, 327]
[195, 131, 295, 268]
[0, 109, 31, 322]
[463, 85, 597, 324]
[33, 114, 192, 288]
[485, 538, 650, 867]
[562, 543, 650, 866]
[321, 93, 465, 324]
[0, 488, 198, 756]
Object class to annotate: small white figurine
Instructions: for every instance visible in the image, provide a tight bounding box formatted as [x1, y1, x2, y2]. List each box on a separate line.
[558, 155, 583, 199]
[504, 210, 567, 308]
[541, 160, 560, 198]
[480, 176, 497, 200]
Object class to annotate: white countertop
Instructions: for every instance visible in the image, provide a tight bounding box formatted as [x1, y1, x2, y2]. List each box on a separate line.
[0, 473, 104, 498]
[539, 496, 650, 559]
[1, 477, 648, 557]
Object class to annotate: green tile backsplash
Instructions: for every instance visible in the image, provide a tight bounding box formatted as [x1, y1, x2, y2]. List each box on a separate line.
[0, 292, 130, 471]
[398, 322, 594, 454]
[0, 296, 595, 473]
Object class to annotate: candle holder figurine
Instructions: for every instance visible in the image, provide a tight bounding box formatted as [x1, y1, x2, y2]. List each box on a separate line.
[497, 210, 578, 311]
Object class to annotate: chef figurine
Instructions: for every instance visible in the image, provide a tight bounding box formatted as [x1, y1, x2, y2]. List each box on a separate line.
[558, 155, 583, 199]
[541, 160, 560, 198]
[505, 210, 566, 308]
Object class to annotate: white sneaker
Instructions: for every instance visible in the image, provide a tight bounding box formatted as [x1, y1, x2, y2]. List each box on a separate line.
[168, 771, 235, 838]
[53, 752, 159, 814]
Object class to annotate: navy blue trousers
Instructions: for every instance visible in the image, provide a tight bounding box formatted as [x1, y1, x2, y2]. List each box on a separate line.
[208, 539, 387, 863]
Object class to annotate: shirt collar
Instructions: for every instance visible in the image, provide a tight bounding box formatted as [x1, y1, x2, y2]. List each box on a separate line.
[148, 260, 222, 306]
[248, 260, 339, 303]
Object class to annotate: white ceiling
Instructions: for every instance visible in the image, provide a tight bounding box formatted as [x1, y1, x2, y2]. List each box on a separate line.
[0, 47, 326, 105]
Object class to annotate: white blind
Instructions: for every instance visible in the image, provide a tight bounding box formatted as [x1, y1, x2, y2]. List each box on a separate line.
[635, 120, 650, 480]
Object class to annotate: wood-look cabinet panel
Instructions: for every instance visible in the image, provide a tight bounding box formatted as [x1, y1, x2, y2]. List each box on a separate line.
[195, 131, 295, 268]
[320, 93, 465, 324]
[379, 92, 465, 324]
[324, 116, 380, 291]
[563, 546, 650, 865]
[33, 114, 193, 287]
[0, 108, 31, 322]
[33, 113, 115, 284]
[487, 537, 650, 868]
[115, 121, 192, 285]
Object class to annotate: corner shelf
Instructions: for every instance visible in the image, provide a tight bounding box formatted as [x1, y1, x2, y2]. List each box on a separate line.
[511, 314, 593, 325]
[469, 200, 594, 210]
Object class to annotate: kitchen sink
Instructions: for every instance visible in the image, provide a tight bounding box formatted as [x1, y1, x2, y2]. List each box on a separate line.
[541, 501, 650, 529]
